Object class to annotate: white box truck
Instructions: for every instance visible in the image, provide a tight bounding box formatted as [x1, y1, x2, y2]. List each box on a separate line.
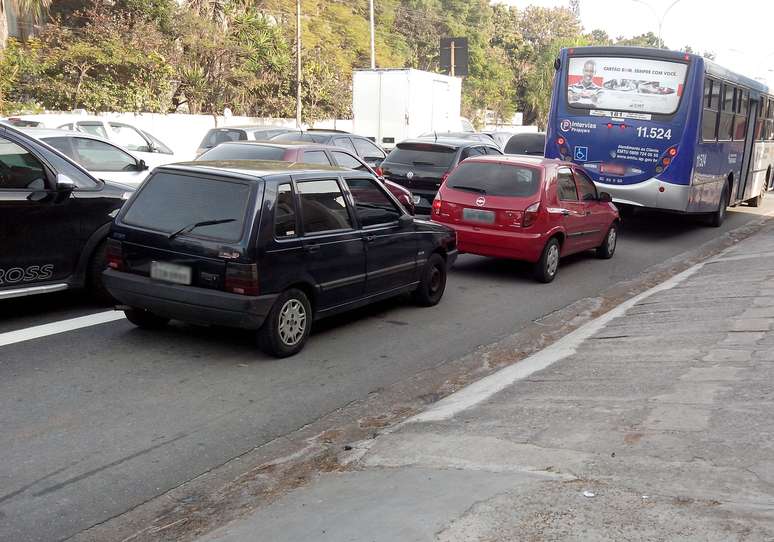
[352, 68, 463, 149]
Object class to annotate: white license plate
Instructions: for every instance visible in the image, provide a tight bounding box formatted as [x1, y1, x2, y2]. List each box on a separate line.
[463, 208, 495, 224]
[150, 261, 192, 285]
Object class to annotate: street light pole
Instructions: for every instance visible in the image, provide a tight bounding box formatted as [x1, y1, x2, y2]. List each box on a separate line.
[629, 0, 685, 49]
[369, 0, 376, 69]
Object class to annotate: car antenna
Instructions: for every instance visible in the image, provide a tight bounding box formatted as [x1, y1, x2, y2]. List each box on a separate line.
[434, 131, 437, 142]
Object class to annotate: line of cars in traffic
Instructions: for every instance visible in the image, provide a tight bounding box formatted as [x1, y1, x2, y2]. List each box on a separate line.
[0, 122, 617, 357]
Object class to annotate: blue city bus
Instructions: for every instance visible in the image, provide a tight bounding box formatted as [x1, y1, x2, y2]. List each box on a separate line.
[545, 46, 774, 225]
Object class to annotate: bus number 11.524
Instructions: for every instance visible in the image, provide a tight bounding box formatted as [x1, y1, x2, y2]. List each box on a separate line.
[637, 126, 672, 140]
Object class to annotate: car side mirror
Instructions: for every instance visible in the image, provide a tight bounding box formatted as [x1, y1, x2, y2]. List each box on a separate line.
[598, 192, 612, 203]
[137, 159, 149, 171]
[56, 173, 76, 192]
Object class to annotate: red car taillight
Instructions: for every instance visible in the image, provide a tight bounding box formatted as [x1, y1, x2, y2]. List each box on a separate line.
[106, 238, 124, 271]
[374, 166, 384, 177]
[225, 262, 259, 296]
[432, 193, 442, 215]
[522, 202, 540, 228]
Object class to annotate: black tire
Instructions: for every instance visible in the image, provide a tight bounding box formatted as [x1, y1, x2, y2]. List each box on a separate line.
[124, 308, 170, 329]
[748, 189, 764, 208]
[413, 253, 447, 307]
[596, 223, 618, 259]
[87, 241, 114, 303]
[533, 237, 561, 283]
[257, 288, 312, 358]
[707, 184, 729, 228]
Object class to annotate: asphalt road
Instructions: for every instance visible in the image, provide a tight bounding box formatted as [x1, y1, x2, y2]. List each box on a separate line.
[1, 203, 772, 542]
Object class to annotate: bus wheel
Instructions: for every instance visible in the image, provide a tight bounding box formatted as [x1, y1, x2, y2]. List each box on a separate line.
[748, 188, 764, 208]
[707, 184, 730, 227]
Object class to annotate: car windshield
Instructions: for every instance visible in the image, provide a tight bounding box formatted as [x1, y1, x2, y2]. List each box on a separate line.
[446, 162, 540, 197]
[122, 172, 253, 241]
[504, 134, 546, 155]
[385, 144, 456, 168]
[202, 129, 247, 148]
[198, 143, 286, 161]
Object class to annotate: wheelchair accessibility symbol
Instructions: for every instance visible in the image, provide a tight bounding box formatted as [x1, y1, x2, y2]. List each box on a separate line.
[573, 146, 588, 162]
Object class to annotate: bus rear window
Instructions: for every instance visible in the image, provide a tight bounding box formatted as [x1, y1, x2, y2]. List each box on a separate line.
[123, 172, 253, 241]
[566, 56, 688, 116]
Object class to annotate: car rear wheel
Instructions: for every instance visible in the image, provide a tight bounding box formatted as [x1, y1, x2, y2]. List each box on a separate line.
[596, 223, 618, 259]
[257, 288, 312, 358]
[124, 308, 170, 329]
[413, 253, 447, 307]
[534, 238, 561, 283]
[88, 240, 114, 303]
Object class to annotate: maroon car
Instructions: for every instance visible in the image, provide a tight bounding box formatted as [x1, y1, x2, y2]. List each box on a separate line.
[196, 141, 415, 214]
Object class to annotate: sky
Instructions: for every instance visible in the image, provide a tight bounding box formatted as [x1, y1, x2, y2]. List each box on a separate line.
[496, 0, 774, 85]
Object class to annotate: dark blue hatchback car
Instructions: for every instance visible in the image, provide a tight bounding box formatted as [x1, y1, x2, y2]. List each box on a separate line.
[103, 161, 457, 357]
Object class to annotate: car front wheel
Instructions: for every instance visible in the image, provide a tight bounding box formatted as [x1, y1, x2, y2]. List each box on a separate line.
[258, 288, 312, 358]
[533, 238, 561, 283]
[413, 253, 447, 306]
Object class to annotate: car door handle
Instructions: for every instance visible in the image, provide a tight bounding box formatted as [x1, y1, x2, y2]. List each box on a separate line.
[561, 209, 571, 216]
[305, 244, 320, 254]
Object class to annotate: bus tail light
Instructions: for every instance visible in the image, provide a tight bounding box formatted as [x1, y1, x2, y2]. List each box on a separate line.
[667, 146, 678, 157]
[522, 202, 540, 228]
[106, 238, 125, 271]
[662, 157, 671, 166]
[225, 262, 259, 296]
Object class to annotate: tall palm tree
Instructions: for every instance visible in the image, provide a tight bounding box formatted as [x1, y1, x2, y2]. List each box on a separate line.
[0, 0, 50, 46]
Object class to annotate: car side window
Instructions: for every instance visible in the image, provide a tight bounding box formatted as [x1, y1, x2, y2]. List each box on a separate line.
[303, 150, 332, 166]
[274, 183, 297, 239]
[0, 136, 48, 190]
[352, 138, 385, 159]
[77, 122, 108, 139]
[557, 169, 579, 201]
[573, 169, 598, 202]
[345, 177, 402, 227]
[461, 146, 486, 160]
[71, 138, 138, 172]
[297, 179, 353, 234]
[109, 123, 151, 152]
[485, 146, 503, 155]
[331, 151, 368, 172]
[333, 137, 357, 153]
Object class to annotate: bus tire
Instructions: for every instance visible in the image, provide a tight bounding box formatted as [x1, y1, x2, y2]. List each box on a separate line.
[748, 190, 764, 208]
[707, 183, 729, 228]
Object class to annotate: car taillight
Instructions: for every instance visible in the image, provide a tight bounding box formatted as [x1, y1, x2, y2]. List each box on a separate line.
[106, 238, 124, 271]
[522, 202, 540, 228]
[432, 193, 442, 215]
[374, 166, 384, 177]
[225, 262, 259, 296]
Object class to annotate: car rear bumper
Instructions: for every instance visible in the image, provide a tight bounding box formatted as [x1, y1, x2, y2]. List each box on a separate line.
[103, 269, 278, 329]
[441, 224, 545, 262]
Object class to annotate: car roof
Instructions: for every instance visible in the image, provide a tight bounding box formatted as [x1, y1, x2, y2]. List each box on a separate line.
[163, 159, 357, 180]
[211, 140, 346, 151]
[463, 155, 564, 168]
[396, 138, 495, 149]
[206, 125, 291, 131]
[18, 127, 122, 144]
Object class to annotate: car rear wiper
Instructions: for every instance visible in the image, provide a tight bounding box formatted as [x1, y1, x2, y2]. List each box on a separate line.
[168, 218, 236, 240]
[450, 185, 486, 194]
[412, 161, 436, 166]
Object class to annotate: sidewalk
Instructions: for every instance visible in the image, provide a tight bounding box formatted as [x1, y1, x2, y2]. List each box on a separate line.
[199, 225, 774, 542]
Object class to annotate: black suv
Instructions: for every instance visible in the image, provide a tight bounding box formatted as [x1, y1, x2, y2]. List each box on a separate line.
[103, 162, 457, 357]
[270, 130, 387, 168]
[0, 125, 131, 301]
[380, 139, 503, 214]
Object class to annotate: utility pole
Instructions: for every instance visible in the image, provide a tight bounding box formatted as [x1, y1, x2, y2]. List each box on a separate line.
[296, 0, 302, 128]
[369, 0, 375, 69]
[450, 40, 455, 77]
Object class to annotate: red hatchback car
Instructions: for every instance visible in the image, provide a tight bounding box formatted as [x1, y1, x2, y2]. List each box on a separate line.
[431, 156, 620, 282]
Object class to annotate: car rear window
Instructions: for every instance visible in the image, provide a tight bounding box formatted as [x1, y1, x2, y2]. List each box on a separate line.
[446, 161, 540, 197]
[197, 143, 286, 161]
[122, 172, 253, 241]
[201, 129, 247, 148]
[384, 143, 456, 168]
[504, 134, 546, 155]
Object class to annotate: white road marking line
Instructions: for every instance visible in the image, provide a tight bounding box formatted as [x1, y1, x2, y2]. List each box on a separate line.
[0, 311, 126, 348]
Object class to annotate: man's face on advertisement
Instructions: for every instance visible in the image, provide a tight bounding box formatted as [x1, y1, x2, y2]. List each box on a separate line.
[583, 61, 595, 84]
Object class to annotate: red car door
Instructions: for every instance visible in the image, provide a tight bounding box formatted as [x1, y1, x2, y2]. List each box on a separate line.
[573, 167, 610, 247]
[555, 167, 587, 254]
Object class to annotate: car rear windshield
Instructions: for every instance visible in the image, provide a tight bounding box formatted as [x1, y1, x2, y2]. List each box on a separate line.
[198, 143, 286, 161]
[504, 134, 546, 155]
[201, 129, 247, 148]
[446, 162, 540, 197]
[122, 172, 253, 241]
[384, 143, 456, 168]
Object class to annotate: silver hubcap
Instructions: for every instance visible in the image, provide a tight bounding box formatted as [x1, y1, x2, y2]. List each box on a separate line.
[546, 244, 560, 277]
[607, 228, 617, 253]
[278, 299, 306, 346]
